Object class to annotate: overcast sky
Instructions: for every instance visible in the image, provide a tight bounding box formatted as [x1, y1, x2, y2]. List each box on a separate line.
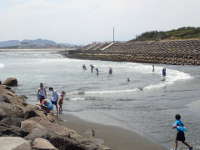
[0, 0, 200, 44]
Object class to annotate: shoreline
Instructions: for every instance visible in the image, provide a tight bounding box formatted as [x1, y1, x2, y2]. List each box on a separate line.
[0, 48, 73, 52]
[60, 114, 167, 150]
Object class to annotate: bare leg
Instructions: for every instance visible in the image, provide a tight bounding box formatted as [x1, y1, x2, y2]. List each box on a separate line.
[175, 141, 178, 150]
[182, 141, 192, 149]
[56, 104, 59, 116]
[60, 104, 63, 114]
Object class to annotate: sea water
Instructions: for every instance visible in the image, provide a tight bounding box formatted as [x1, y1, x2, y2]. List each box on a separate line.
[0, 50, 200, 149]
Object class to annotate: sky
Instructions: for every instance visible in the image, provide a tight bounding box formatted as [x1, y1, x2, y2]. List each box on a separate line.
[0, 0, 200, 44]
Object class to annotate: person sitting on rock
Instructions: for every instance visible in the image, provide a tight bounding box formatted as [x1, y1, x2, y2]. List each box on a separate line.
[49, 87, 59, 115]
[37, 83, 47, 104]
[58, 91, 66, 114]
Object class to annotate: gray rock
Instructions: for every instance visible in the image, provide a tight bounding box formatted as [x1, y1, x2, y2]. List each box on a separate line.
[32, 138, 58, 150]
[3, 77, 18, 86]
[0, 122, 28, 137]
[25, 127, 48, 140]
[0, 108, 7, 120]
[0, 95, 10, 103]
[0, 137, 31, 150]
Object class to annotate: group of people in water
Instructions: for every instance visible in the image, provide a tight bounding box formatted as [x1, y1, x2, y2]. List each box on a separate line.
[83, 64, 167, 83]
[36, 83, 65, 115]
[34, 65, 194, 150]
[82, 64, 113, 76]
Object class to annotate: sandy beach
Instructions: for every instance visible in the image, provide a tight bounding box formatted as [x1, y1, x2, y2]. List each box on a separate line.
[60, 114, 167, 150]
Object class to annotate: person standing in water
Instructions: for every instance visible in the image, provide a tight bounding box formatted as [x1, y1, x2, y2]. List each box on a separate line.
[82, 64, 87, 71]
[49, 87, 59, 115]
[90, 64, 94, 73]
[95, 68, 99, 76]
[58, 91, 66, 114]
[152, 64, 155, 72]
[172, 114, 193, 150]
[162, 67, 166, 77]
[127, 78, 130, 82]
[37, 83, 47, 104]
[109, 67, 113, 75]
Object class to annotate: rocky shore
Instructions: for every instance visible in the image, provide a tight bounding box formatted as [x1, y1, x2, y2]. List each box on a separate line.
[0, 81, 110, 150]
[62, 39, 200, 65]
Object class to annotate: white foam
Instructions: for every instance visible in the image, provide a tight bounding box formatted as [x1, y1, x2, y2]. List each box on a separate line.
[144, 67, 192, 90]
[86, 88, 138, 95]
[0, 63, 5, 69]
[70, 97, 85, 101]
[85, 65, 192, 95]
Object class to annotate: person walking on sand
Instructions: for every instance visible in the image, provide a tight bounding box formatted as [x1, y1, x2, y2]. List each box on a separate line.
[172, 114, 193, 150]
[37, 83, 47, 104]
[49, 87, 59, 115]
[58, 91, 66, 114]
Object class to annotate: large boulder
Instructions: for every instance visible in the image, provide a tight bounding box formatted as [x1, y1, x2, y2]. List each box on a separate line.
[3, 77, 18, 86]
[0, 137, 31, 150]
[32, 138, 58, 150]
[0, 122, 28, 137]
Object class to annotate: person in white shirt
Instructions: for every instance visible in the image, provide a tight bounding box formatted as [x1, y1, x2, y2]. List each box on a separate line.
[49, 87, 59, 115]
[37, 83, 47, 104]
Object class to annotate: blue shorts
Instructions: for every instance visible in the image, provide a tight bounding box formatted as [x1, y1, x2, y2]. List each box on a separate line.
[51, 101, 57, 105]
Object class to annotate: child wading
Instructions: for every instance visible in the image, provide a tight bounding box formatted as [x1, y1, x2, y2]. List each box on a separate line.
[58, 91, 66, 114]
[172, 114, 193, 150]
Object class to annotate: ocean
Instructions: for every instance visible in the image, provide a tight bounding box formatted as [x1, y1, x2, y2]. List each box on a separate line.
[0, 50, 200, 149]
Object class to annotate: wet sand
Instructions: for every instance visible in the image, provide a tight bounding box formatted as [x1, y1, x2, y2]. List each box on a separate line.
[60, 114, 167, 150]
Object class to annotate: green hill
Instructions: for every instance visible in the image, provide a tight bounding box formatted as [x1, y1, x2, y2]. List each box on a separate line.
[134, 27, 200, 41]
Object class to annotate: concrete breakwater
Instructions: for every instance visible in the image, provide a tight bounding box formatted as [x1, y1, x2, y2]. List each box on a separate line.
[63, 39, 200, 65]
[0, 84, 110, 150]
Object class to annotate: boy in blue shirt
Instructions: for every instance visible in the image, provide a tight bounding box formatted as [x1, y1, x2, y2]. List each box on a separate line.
[172, 114, 192, 150]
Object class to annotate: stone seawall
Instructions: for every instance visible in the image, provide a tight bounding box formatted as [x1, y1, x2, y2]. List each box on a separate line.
[64, 39, 200, 65]
[65, 52, 200, 65]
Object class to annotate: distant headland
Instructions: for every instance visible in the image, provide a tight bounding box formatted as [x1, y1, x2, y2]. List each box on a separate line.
[0, 39, 78, 49]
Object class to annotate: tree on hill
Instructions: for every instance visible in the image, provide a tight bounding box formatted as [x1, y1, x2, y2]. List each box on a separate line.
[134, 27, 200, 41]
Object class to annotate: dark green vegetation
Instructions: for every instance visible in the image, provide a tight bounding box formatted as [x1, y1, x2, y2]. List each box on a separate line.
[134, 27, 200, 41]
